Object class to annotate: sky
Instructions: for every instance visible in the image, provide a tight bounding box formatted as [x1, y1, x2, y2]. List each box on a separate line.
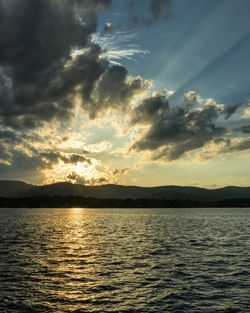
[0, 0, 250, 187]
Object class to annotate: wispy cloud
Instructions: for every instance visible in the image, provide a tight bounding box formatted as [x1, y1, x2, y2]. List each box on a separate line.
[91, 31, 149, 65]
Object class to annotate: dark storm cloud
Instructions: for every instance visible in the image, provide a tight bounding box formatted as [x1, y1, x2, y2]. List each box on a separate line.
[130, 93, 241, 160]
[87, 65, 149, 118]
[0, 0, 112, 130]
[0, 146, 47, 178]
[239, 125, 250, 133]
[0, 129, 17, 141]
[223, 102, 243, 119]
[40, 151, 92, 167]
[0, 0, 154, 131]
[60, 154, 92, 165]
[127, 0, 172, 27]
[131, 94, 167, 125]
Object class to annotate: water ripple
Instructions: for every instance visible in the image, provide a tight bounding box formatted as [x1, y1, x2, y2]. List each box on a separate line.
[0, 207, 249, 312]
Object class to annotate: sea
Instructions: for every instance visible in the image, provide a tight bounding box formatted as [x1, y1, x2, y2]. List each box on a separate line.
[0, 207, 249, 313]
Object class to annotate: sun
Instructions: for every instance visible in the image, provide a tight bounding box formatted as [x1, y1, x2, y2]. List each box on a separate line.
[41, 159, 98, 185]
[73, 162, 90, 177]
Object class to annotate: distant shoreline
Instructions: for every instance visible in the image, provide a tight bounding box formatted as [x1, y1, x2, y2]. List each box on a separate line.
[1, 195, 250, 208]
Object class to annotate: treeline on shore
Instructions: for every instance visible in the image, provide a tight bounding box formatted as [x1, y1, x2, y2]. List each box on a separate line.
[0, 196, 250, 208]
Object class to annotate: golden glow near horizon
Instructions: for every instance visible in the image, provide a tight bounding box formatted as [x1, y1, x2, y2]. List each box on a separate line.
[16, 99, 250, 188]
[6, 96, 248, 188]
[42, 160, 100, 185]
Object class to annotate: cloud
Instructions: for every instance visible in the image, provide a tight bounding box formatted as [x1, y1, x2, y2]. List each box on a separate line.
[112, 168, 130, 176]
[244, 107, 250, 118]
[59, 153, 92, 165]
[0, 142, 12, 164]
[221, 138, 250, 154]
[92, 31, 149, 65]
[0, 130, 93, 181]
[0, 145, 47, 181]
[0, 0, 112, 130]
[88, 177, 108, 185]
[130, 92, 242, 161]
[240, 125, 250, 133]
[103, 22, 115, 33]
[130, 93, 168, 125]
[224, 102, 244, 119]
[67, 172, 86, 185]
[67, 171, 108, 186]
[198, 137, 250, 161]
[0, 128, 17, 141]
[38, 150, 92, 167]
[0, 0, 153, 134]
[88, 65, 151, 118]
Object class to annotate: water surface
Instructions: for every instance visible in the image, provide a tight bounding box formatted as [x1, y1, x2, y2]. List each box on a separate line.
[0, 208, 249, 312]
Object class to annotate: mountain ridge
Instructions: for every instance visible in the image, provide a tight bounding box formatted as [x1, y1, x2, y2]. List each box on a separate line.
[1, 180, 250, 201]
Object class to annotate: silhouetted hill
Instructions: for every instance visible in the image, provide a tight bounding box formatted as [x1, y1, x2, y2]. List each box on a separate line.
[1, 180, 250, 201]
[211, 186, 250, 200]
[0, 180, 34, 197]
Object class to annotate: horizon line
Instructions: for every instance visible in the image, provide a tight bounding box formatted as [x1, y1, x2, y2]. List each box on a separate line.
[0, 179, 250, 190]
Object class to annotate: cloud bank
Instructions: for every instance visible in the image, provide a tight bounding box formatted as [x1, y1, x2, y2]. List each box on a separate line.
[130, 91, 249, 161]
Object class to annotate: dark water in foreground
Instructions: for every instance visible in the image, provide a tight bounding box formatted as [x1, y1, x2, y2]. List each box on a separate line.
[0, 208, 249, 313]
